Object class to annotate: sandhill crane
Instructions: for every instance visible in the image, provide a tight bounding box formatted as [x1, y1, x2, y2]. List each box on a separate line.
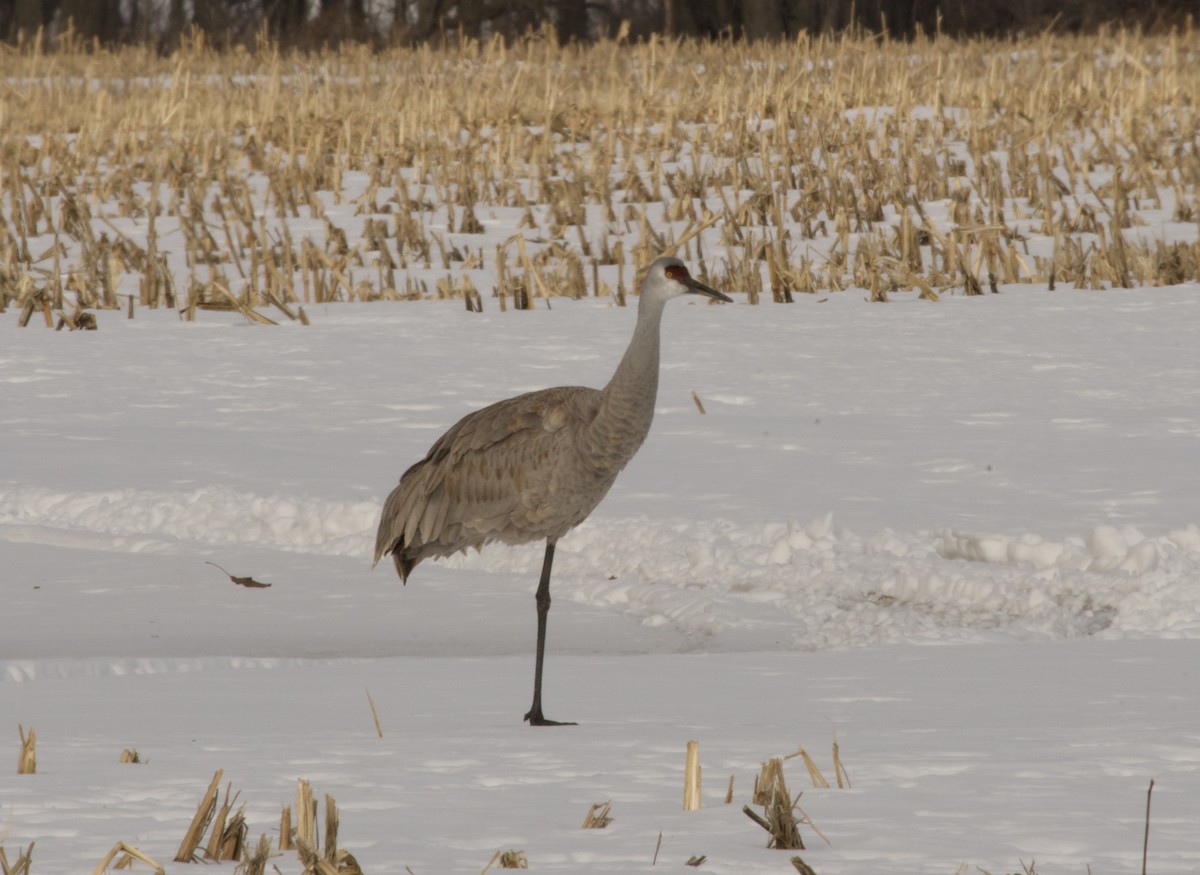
[373, 256, 732, 725]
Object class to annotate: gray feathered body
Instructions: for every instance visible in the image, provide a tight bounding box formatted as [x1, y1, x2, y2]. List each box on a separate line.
[373, 297, 664, 581]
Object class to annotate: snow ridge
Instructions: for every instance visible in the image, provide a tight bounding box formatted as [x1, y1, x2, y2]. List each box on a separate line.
[0, 485, 378, 556]
[4, 485, 1198, 647]
[543, 516, 1200, 646]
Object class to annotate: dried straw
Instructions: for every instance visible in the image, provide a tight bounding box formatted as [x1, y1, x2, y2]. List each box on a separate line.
[580, 800, 613, 829]
[203, 783, 248, 862]
[790, 856, 818, 874]
[92, 842, 163, 875]
[174, 770, 223, 862]
[683, 740, 701, 810]
[365, 688, 383, 738]
[17, 726, 35, 775]
[481, 849, 528, 873]
[784, 746, 830, 789]
[0, 843, 35, 875]
[295, 779, 318, 853]
[832, 733, 850, 788]
[2, 30, 1198, 331]
[279, 805, 294, 850]
[233, 835, 273, 875]
[743, 757, 804, 850]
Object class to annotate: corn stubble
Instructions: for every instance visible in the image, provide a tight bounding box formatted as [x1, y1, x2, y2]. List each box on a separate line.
[16, 725, 35, 774]
[164, 773, 362, 873]
[1, 28, 1197, 324]
[0, 843, 35, 875]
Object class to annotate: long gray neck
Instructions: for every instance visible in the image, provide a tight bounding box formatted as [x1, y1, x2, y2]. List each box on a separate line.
[582, 295, 667, 472]
[604, 295, 665, 409]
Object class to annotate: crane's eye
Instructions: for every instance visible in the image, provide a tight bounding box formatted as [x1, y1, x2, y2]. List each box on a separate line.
[664, 264, 688, 280]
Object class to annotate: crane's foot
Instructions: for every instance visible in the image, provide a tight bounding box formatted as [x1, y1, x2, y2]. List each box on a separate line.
[524, 708, 577, 727]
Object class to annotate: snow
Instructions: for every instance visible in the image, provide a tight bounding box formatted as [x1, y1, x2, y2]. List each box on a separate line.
[3, 279, 1199, 873]
[4, 44, 1200, 869]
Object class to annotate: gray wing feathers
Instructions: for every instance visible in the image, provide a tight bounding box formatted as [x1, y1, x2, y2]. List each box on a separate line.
[373, 387, 605, 577]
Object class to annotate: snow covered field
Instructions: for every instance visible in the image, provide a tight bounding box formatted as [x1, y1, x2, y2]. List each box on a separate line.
[3, 28, 1200, 873]
[3, 276, 1200, 873]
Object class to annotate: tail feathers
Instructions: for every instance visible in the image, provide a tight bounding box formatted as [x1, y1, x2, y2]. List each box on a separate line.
[391, 548, 417, 584]
[371, 535, 417, 584]
[375, 477, 423, 583]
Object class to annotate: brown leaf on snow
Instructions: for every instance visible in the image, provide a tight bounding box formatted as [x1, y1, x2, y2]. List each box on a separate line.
[205, 561, 272, 588]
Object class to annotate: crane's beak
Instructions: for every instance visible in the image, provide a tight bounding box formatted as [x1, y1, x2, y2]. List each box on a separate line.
[683, 276, 733, 303]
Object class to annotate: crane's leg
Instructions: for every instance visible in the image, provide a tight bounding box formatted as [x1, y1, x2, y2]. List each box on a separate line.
[525, 538, 575, 726]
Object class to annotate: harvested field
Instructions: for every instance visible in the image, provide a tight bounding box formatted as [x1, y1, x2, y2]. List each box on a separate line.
[2, 28, 1199, 875]
[2, 29, 1197, 323]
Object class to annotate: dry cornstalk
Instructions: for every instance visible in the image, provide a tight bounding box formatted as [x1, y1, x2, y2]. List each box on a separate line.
[336, 850, 364, 875]
[365, 688, 383, 738]
[17, 725, 35, 774]
[581, 800, 613, 828]
[233, 834, 273, 875]
[1, 31, 1198, 324]
[295, 838, 361, 875]
[683, 740, 701, 810]
[481, 849, 528, 873]
[279, 805, 294, 850]
[794, 800, 831, 847]
[295, 838, 336, 875]
[790, 856, 818, 874]
[752, 757, 782, 805]
[744, 757, 804, 850]
[324, 793, 340, 863]
[204, 783, 248, 862]
[832, 733, 850, 788]
[203, 783, 232, 860]
[174, 769, 223, 862]
[296, 779, 318, 853]
[0, 843, 35, 875]
[210, 281, 276, 325]
[92, 841, 164, 875]
[784, 746, 830, 789]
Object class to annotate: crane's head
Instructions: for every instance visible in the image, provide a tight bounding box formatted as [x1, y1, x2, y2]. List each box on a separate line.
[641, 257, 733, 306]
